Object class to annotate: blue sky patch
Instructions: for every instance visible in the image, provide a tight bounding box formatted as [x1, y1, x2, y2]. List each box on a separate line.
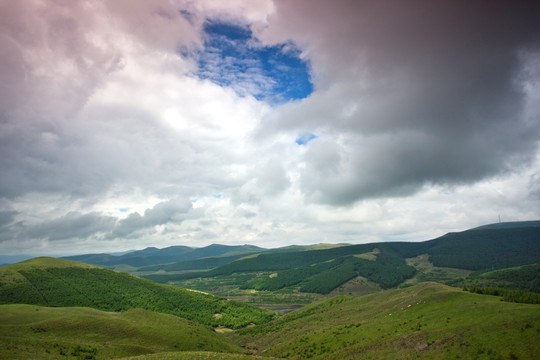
[296, 133, 318, 146]
[196, 20, 313, 103]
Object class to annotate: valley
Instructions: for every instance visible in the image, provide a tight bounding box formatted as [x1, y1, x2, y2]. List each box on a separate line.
[0, 221, 539, 359]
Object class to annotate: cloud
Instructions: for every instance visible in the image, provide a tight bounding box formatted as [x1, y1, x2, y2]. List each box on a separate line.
[257, 0, 540, 205]
[22, 212, 116, 242]
[0, 0, 197, 200]
[112, 198, 193, 238]
[0, 199, 193, 246]
[0, 0, 539, 255]
[0, 210, 18, 227]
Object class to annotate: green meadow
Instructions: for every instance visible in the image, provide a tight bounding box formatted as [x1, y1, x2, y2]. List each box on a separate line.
[1, 279, 539, 359]
[238, 282, 540, 359]
[0, 304, 242, 359]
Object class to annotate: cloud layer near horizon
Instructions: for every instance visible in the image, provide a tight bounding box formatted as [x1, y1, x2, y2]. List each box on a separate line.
[0, 0, 539, 255]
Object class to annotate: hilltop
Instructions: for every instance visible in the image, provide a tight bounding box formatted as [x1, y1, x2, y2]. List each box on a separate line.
[0, 257, 274, 329]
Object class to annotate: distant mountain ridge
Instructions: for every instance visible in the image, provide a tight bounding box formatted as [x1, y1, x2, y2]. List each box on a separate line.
[144, 221, 540, 294]
[63, 244, 265, 267]
[59, 220, 540, 294]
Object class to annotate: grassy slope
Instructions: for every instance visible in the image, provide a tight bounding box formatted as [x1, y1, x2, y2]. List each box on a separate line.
[238, 282, 540, 359]
[0, 257, 274, 329]
[0, 304, 242, 359]
[118, 352, 276, 360]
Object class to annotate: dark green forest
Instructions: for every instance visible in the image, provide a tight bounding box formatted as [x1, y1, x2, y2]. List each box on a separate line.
[143, 223, 539, 295]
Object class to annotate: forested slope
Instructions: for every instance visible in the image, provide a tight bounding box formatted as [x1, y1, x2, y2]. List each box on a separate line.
[144, 222, 539, 294]
[0, 257, 274, 329]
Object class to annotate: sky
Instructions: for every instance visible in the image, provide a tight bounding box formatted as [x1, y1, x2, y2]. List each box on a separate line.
[0, 0, 539, 256]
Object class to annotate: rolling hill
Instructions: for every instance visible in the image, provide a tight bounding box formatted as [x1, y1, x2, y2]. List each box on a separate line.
[143, 221, 540, 295]
[396, 221, 540, 270]
[238, 282, 540, 359]
[0, 304, 243, 359]
[0, 257, 274, 329]
[450, 263, 540, 293]
[139, 221, 538, 297]
[1, 257, 540, 358]
[3, 282, 538, 359]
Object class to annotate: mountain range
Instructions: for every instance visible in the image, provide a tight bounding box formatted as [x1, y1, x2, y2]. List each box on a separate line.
[1, 221, 539, 359]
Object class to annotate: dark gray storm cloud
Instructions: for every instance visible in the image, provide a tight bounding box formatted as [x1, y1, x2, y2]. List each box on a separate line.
[22, 212, 116, 242]
[260, 0, 540, 205]
[0, 210, 18, 227]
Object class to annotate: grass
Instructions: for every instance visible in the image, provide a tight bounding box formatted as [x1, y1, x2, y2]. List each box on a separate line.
[0, 304, 243, 359]
[169, 273, 262, 296]
[402, 254, 472, 286]
[3, 254, 540, 359]
[169, 273, 324, 311]
[353, 248, 380, 261]
[237, 282, 540, 359]
[329, 275, 381, 296]
[2, 281, 539, 359]
[117, 351, 279, 359]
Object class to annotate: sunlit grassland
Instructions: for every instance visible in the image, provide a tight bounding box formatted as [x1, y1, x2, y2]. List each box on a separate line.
[237, 282, 540, 359]
[117, 351, 280, 359]
[0, 304, 242, 359]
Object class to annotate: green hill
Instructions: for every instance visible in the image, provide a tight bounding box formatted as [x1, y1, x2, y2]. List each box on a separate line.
[0, 257, 274, 329]
[135, 244, 345, 274]
[449, 263, 540, 293]
[144, 221, 539, 295]
[144, 243, 414, 286]
[401, 223, 540, 270]
[0, 304, 243, 359]
[63, 246, 193, 267]
[64, 244, 265, 268]
[239, 282, 540, 359]
[138, 254, 251, 272]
